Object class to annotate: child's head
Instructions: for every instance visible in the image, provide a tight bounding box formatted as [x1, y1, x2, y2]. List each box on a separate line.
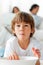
[11, 12, 35, 39]
[12, 6, 20, 13]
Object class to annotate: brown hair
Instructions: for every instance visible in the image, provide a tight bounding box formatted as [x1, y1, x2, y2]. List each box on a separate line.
[12, 7, 20, 13]
[30, 4, 39, 11]
[11, 12, 35, 37]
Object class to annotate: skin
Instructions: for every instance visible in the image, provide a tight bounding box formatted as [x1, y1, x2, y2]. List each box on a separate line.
[8, 52, 19, 60]
[32, 48, 41, 58]
[13, 8, 19, 13]
[31, 7, 39, 15]
[8, 22, 40, 60]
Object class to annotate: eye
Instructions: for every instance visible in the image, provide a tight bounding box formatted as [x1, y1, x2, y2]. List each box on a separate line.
[16, 24, 20, 27]
[24, 24, 29, 27]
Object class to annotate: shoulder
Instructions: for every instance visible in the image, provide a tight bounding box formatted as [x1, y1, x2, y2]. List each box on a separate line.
[5, 36, 17, 46]
[7, 36, 17, 42]
[31, 37, 38, 42]
[30, 37, 41, 48]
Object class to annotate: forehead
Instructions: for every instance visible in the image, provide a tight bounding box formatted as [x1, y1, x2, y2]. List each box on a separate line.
[15, 21, 30, 24]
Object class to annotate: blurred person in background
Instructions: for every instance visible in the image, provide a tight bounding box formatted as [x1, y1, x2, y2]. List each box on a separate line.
[12, 6, 20, 13]
[30, 4, 39, 15]
[29, 4, 42, 29]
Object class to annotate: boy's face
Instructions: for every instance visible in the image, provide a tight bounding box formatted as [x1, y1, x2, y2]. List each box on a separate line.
[14, 22, 32, 41]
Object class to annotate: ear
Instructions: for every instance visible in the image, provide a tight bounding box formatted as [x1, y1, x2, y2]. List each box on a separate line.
[30, 28, 35, 37]
[31, 28, 35, 34]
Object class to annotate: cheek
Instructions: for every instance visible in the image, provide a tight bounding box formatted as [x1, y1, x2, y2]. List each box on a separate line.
[15, 27, 18, 33]
[26, 28, 31, 33]
[15, 29, 19, 35]
[25, 29, 32, 36]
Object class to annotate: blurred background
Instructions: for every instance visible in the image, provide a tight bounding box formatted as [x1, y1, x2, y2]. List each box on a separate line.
[0, 0, 43, 17]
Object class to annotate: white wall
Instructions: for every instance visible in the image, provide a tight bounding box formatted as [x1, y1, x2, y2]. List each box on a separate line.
[0, 0, 11, 14]
[11, 0, 43, 17]
[0, 0, 43, 17]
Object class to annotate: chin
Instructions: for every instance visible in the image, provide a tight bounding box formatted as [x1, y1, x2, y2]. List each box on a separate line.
[19, 37, 26, 41]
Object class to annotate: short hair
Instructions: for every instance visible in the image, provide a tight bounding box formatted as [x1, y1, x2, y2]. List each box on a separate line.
[30, 4, 39, 11]
[11, 12, 35, 37]
[12, 6, 20, 13]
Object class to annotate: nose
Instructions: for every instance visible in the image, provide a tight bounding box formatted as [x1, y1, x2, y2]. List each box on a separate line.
[20, 25, 24, 30]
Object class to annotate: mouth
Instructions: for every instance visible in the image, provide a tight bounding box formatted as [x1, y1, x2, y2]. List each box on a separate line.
[20, 33, 24, 35]
[20, 34, 24, 35]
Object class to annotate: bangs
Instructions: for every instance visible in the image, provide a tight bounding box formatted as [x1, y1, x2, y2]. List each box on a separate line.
[13, 12, 34, 24]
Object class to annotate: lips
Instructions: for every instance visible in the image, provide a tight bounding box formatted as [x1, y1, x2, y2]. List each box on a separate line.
[19, 31, 25, 36]
[19, 32, 24, 35]
[20, 33, 24, 35]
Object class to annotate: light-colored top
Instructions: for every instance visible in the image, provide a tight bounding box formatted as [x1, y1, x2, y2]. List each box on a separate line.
[4, 36, 41, 58]
[29, 11, 42, 29]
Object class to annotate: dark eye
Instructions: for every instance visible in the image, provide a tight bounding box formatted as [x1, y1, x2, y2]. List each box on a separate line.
[24, 24, 29, 27]
[16, 25, 20, 27]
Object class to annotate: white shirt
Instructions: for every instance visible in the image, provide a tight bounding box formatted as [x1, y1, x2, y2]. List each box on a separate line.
[4, 36, 41, 58]
[29, 11, 42, 29]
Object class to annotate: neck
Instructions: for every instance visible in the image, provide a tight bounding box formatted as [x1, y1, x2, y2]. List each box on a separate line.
[18, 38, 30, 50]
